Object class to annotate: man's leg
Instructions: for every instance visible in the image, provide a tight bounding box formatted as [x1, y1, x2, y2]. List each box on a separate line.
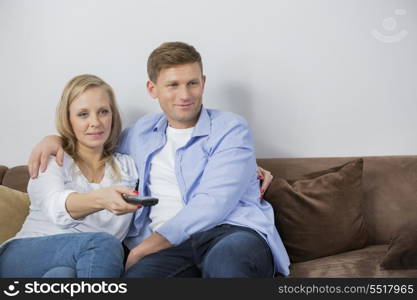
[0, 232, 124, 278]
[200, 227, 274, 278]
[123, 239, 200, 278]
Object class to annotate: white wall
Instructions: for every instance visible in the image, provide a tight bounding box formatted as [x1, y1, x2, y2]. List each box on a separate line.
[1, 0, 416, 166]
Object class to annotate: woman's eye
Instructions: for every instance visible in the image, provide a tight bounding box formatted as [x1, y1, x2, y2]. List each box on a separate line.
[100, 109, 109, 115]
[78, 112, 88, 117]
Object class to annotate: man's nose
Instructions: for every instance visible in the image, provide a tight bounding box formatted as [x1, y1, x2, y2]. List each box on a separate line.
[178, 85, 191, 100]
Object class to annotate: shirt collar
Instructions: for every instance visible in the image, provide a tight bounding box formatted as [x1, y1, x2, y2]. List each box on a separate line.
[152, 106, 210, 137]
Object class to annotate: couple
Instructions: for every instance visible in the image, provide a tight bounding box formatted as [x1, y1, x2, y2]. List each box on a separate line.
[0, 42, 290, 278]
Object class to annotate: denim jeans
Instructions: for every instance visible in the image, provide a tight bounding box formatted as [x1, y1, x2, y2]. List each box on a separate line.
[123, 224, 274, 278]
[0, 232, 124, 278]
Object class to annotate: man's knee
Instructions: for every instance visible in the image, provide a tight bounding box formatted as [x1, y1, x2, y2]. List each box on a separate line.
[202, 230, 273, 278]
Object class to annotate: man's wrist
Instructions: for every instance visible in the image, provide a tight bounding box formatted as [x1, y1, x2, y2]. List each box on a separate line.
[130, 246, 145, 260]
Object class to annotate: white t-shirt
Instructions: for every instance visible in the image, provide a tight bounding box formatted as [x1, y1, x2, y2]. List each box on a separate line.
[12, 152, 138, 242]
[148, 126, 193, 231]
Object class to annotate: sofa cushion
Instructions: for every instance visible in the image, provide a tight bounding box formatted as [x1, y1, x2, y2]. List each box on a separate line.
[289, 245, 417, 277]
[264, 159, 368, 262]
[380, 220, 417, 269]
[1, 165, 30, 193]
[0, 165, 8, 184]
[0, 185, 30, 244]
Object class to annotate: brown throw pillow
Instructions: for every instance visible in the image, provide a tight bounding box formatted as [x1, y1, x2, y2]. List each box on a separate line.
[264, 159, 368, 262]
[0, 185, 30, 244]
[380, 220, 417, 269]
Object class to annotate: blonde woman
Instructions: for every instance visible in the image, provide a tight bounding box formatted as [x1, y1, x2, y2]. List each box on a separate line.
[0, 75, 140, 277]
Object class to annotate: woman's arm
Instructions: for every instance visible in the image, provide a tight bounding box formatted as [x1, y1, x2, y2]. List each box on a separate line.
[66, 186, 139, 219]
[28, 157, 139, 227]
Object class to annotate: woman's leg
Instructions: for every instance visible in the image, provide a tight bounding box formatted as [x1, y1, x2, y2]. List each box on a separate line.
[42, 267, 76, 278]
[0, 232, 124, 278]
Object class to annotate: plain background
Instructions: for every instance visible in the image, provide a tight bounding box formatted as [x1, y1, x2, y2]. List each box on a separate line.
[1, 0, 416, 166]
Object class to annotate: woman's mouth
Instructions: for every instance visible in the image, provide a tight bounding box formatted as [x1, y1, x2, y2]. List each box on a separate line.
[87, 132, 104, 137]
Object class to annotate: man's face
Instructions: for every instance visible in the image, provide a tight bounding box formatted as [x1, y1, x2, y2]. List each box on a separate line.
[147, 62, 205, 129]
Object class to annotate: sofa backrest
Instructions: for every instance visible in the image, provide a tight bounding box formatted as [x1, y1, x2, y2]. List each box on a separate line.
[257, 156, 417, 245]
[0, 165, 30, 193]
[2, 156, 417, 244]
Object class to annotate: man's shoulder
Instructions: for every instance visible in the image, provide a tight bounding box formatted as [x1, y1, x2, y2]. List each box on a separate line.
[206, 109, 249, 131]
[203, 109, 253, 150]
[131, 112, 165, 133]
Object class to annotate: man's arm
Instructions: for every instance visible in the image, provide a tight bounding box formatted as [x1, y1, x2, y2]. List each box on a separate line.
[125, 232, 171, 270]
[257, 166, 274, 199]
[156, 117, 257, 246]
[28, 127, 133, 178]
[28, 135, 64, 178]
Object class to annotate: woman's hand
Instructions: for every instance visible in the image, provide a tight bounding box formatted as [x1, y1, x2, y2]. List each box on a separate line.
[90, 186, 141, 215]
[28, 135, 64, 179]
[66, 186, 140, 219]
[257, 166, 274, 199]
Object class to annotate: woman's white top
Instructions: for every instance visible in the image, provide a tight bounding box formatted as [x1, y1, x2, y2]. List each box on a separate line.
[13, 152, 138, 242]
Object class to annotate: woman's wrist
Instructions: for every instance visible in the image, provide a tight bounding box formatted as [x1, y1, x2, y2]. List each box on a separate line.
[88, 190, 105, 210]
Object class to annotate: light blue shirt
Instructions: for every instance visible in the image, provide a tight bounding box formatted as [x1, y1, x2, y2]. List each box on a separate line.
[118, 107, 290, 276]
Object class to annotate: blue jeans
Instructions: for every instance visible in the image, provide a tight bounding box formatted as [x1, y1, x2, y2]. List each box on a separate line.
[123, 224, 274, 278]
[0, 232, 124, 278]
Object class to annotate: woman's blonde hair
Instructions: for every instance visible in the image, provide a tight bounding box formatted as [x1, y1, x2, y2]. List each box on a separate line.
[56, 74, 122, 180]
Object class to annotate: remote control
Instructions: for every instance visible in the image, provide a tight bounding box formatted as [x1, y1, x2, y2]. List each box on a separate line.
[122, 194, 159, 206]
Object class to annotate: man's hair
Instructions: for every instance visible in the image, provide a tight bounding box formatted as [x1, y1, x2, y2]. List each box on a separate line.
[55, 74, 122, 179]
[147, 41, 203, 82]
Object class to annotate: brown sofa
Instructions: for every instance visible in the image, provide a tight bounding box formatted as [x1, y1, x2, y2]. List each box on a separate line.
[1, 156, 417, 277]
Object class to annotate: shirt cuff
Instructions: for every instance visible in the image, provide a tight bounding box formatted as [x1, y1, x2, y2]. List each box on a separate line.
[156, 223, 190, 246]
[53, 189, 85, 228]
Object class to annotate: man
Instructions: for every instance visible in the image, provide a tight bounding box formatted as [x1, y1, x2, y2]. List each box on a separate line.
[29, 42, 290, 277]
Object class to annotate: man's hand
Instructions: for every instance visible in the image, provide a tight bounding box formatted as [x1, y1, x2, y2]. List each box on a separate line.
[125, 232, 172, 270]
[257, 166, 274, 199]
[125, 248, 143, 271]
[28, 135, 64, 179]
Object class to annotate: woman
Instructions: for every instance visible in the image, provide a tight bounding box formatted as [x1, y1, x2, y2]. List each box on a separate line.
[0, 74, 140, 277]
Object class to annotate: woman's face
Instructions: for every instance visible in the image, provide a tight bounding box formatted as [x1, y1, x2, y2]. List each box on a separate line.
[69, 87, 113, 153]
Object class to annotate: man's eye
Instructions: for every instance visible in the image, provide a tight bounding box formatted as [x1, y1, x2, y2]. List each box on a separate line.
[189, 81, 198, 86]
[168, 83, 178, 87]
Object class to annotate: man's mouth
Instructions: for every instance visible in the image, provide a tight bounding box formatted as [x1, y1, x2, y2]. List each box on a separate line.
[175, 103, 193, 108]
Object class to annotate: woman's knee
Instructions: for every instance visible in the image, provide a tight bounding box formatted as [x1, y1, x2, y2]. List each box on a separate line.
[42, 266, 76, 278]
[82, 232, 124, 257]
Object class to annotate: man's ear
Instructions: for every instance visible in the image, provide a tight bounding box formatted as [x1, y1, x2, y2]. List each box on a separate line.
[146, 80, 158, 99]
[202, 75, 206, 90]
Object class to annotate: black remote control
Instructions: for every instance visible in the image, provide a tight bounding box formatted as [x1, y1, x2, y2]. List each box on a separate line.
[121, 194, 159, 206]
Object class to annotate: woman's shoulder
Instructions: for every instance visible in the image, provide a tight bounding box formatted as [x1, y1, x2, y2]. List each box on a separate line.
[42, 151, 74, 171]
